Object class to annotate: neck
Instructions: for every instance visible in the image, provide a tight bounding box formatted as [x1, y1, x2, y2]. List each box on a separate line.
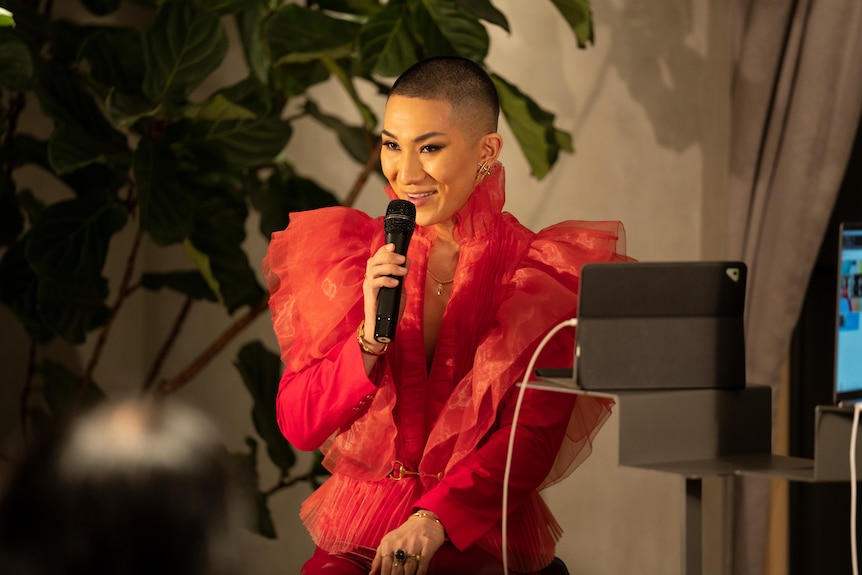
[431, 220, 458, 247]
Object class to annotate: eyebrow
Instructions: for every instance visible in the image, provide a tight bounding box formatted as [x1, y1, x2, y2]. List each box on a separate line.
[381, 130, 447, 143]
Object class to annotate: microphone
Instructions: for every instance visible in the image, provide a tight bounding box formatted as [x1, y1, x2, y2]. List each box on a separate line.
[374, 199, 416, 344]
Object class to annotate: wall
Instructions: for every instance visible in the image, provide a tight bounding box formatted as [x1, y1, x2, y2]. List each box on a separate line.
[0, 1, 732, 574]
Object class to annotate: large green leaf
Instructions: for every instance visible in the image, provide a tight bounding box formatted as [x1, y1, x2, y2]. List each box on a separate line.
[0, 34, 33, 91]
[411, 0, 489, 62]
[79, 27, 146, 97]
[135, 135, 196, 245]
[142, 1, 228, 107]
[214, 77, 276, 118]
[37, 276, 111, 344]
[455, 0, 509, 32]
[251, 168, 339, 240]
[183, 94, 257, 121]
[48, 123, 131, 175]
[188, 190, 265, 313]
[547, 0, 594, 48]
[491, 73, 572, 180]
[40, 359, 106, 417]
[47, 21, 107, 68]
[61, 165, 129, 207]
[0, 172, 23, 246]
[140, 270, 218, 301]
[180, 115, 292, 168]
[33, 64, 119, 140]
[320, 57, 377, 130]
[235, 1, 268, 84]
[228, 438, 277, 538]
[265, 4, 360, 65]
[271, 60, 332, 99]
[304, 100, 375, 165]
[25, 196, 127, 282]
[359, 0, 418, 77]
[0, 236, 53, 342]
[235, 341, 295, 476]
[0, 7, 14, 28]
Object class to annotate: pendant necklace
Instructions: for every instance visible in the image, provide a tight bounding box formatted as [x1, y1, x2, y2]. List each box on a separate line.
[427, 269, 455, 296]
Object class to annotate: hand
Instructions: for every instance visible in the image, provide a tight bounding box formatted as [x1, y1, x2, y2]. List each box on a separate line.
[369, 513, 446, 575]
[363, 243, 409, 330]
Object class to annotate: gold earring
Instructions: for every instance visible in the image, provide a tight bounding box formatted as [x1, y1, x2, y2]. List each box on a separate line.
[477, 161, 492, 182]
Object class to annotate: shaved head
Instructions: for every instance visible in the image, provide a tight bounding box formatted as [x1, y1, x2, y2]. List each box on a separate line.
[389, 57, 499, 141]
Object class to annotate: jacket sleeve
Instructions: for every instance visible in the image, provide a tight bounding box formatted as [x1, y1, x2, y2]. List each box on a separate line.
[276, 335, 384, 451]
[263, 207, 384, 451]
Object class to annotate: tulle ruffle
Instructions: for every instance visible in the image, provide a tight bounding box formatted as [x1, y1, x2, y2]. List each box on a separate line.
[300, 473, 422, 554]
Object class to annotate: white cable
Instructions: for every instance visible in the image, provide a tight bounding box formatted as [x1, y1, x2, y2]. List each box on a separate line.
[851, 402, 862, 575]
[501, 317, 578, 575]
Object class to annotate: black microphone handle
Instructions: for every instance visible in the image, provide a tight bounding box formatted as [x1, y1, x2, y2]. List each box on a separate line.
[374, 230, 411, 344]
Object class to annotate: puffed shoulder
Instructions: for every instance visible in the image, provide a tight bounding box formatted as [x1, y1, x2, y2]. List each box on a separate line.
[529, 220, 629, 269]
[509, 219, 629, 300]
[263, 207, 384, 366]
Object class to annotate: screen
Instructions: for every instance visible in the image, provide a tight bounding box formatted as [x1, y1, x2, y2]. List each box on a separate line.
[836, 222, 862, 399]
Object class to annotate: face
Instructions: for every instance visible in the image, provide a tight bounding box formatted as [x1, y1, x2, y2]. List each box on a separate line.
[380, 96, 500, 229]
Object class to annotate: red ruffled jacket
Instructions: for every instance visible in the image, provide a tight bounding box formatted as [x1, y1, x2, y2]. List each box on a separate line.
[263, 163, 629, 571]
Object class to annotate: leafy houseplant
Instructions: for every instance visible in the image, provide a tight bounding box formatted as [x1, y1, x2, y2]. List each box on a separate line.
[0, 0, 593, 536]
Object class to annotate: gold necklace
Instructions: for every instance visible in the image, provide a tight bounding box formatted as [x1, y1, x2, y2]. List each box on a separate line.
[427, 268, 455, 296]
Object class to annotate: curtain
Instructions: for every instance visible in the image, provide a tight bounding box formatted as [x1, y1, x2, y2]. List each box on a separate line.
[727, 0, 862, 573]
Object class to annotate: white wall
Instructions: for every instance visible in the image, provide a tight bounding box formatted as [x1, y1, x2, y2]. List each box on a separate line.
[0, 1, 733, 574]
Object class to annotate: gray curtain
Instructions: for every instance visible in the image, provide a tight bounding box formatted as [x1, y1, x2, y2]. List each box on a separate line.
[727, 0, 862, 573]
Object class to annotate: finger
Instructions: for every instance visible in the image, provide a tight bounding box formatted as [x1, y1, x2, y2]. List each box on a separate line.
[371, 551, 392, 575]
[415, 551, 431, 575]
[371, 263, 408, 280]
[372, 244, 406, 265]
[404, 555, 421, 575]
[366, 257, 407, 279]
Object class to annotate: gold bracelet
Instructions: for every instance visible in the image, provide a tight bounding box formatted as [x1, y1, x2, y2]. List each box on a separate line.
[357, 320, 387, 356]
[410, 511, 445, 533]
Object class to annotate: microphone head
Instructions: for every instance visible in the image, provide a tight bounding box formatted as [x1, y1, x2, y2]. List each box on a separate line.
[384, 199, 416, 234]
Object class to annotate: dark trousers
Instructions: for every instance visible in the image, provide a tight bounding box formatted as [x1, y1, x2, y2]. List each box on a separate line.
[300, 544, 544, 575]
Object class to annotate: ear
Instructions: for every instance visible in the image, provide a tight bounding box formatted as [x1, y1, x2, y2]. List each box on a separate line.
[477, 132, 503, 165]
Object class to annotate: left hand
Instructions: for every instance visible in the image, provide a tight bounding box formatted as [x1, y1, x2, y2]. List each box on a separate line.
[369, 513, 446, 575]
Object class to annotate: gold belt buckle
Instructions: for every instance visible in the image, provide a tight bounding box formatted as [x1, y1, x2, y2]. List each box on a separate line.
[388, 460, 442, 481]
[389, 460, 413, 481]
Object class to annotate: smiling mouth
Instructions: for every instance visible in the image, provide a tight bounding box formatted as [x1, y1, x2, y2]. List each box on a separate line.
[406, 191, 436, 199]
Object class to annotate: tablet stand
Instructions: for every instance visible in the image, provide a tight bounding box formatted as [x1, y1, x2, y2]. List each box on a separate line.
[524, 379, 862, 575]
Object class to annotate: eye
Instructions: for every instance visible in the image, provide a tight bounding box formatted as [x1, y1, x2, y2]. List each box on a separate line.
[382, 141, 400, 152]
[421, 144, 442, 153]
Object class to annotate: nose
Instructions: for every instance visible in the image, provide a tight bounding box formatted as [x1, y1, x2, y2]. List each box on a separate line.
[397, 151, 425, 185]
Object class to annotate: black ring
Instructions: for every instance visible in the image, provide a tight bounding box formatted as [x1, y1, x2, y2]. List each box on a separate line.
[394, 548, 407, 565]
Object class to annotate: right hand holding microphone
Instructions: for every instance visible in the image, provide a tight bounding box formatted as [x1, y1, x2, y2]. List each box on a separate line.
[363, 244, 409, 336]
[359, 198, 415, 363]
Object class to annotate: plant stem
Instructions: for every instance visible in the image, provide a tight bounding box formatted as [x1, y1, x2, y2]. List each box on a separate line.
[155, 294, 270, 396]
[78, 225, 143, 402]
[142, 296, 193, 392]
[343, 139, 381, 208]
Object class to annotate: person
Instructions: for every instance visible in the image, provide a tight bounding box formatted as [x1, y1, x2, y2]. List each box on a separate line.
[264, 56, 630, 575]
[0, 398, 244, 575]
